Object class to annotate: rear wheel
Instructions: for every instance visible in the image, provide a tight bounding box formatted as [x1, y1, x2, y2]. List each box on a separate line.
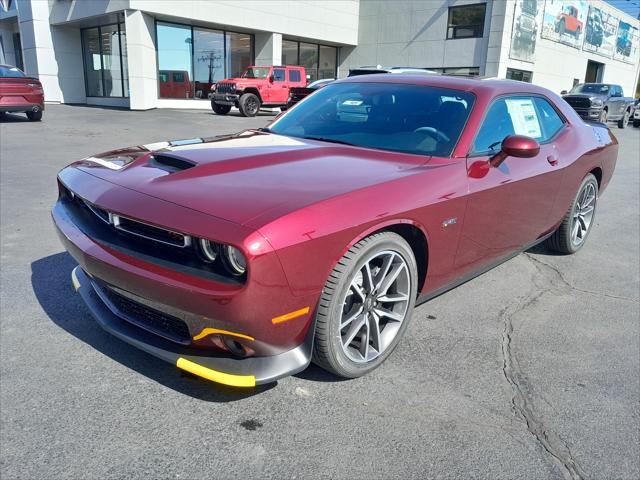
[26, 110, 42, 121]
[238, 93, 260, 117]
[546, 174, 598, 254]
[312, 232, 418, 378]
[617, 109, 630, 129]
[211, 101, 231, 115]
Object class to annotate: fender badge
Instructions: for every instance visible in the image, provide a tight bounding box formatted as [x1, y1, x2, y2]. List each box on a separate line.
[442, 217, 457, 228]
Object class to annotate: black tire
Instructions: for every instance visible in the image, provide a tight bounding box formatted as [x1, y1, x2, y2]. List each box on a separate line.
[574, 27, 581, 39]
[599, 108, 608, 123]
[633, 119, 640, 128]
[238, 93, 260, 117]
[546, 173, 598, 254]
[26, 110, 42, 121]
[211, 101, 231, 115]
[559, 19, 566, 35]
[617, 109, 630, 129]
[312, 232, 418, 378]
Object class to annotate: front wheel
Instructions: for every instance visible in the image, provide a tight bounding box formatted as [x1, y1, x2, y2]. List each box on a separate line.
[312, 232, 418, 378]
[546, 174, 598, 254]
[211, 101, 231, 115]
[618, 110, 630, 129]
[238, 93, 260, 117]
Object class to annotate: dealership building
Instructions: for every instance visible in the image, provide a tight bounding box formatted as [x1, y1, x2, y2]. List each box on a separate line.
[1, 0, 638, 110]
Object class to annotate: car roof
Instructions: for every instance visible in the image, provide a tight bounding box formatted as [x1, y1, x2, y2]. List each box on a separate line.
[337, 73, 555, 97]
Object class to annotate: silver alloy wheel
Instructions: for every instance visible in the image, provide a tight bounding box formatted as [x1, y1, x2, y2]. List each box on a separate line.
[339, 250, 411, 363]
[571, 182, 596, 246]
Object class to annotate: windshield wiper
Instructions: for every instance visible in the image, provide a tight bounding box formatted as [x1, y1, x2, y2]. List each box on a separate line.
[303, 136, 357, 147]
[257, 127, 270, 132]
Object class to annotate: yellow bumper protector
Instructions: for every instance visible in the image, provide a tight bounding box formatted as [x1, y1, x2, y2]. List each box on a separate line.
[176, 357, 256, 388]
[192, 328, 254, 342]
[71, 266, 81, 292]
[271, 306, 310, 324]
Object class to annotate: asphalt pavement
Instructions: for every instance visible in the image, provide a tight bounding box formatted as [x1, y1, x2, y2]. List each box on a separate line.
[1, 105, 638, 479]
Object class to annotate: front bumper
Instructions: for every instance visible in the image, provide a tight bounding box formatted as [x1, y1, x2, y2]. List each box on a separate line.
[211, 93, 240, 106]
[71, 266, 313, 386]
[572, 107, 602, 120]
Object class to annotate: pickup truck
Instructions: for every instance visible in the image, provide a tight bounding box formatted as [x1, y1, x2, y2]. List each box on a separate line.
[561, 83, 636, 128]
[210, 65, 306, 117]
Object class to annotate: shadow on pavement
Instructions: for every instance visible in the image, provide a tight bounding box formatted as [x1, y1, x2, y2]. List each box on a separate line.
[0, 112, 30, 123]
[31, 252, 274, 402]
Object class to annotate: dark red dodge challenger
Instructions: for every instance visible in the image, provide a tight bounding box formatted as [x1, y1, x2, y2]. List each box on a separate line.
[52, 75, 617, 387]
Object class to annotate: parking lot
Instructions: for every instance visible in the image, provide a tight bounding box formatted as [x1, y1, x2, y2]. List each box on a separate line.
[1, 105, 638, 479]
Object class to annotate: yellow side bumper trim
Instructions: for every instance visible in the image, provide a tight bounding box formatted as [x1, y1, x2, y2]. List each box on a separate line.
[71, 266, 81, 292]
[176, 357, 256, 388]
[192, 327, 254, 342]
[271, 306, 310, 324]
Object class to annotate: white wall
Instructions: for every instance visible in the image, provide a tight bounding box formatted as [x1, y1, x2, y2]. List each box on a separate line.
[125, 9, 157, 110]
[498, 0, 640, 96]
[339, 0, 493, 76]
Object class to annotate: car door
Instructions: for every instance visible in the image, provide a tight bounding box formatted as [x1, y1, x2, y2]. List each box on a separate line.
[455, 95, 565, 271]
[609, 85, 626, 118]
[268, 68, 288, 104]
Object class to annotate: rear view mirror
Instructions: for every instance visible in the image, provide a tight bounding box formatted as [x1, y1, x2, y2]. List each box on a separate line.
[490, 135, 540, 167]
[268, 75, 275, 83]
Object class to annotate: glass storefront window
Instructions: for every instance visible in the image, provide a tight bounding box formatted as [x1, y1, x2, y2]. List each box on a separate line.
[281, 40, 337, 83]
[299, 42, 318, 82]
[226, 32, 252, 79]
[318, 45, 336, 80]
[82, 23, 128, 98]
[193, 28, 224, 98]
[100, 24, 123, 97]
[157, 22, 194, 98]
[282, 39, 298, 66]
[82, 28, 103, 97]
[156, 22, 254, 99]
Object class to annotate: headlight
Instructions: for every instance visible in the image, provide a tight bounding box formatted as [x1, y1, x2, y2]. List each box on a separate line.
[591, 98, 603, 107]
[210, 83, 217, 92]
[198, 238, 218, 262]
[223, 245, 247, 275]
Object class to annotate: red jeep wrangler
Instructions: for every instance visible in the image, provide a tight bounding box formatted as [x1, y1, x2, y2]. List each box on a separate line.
[210, 65, 306, 117]
[555, 5, 583, 38]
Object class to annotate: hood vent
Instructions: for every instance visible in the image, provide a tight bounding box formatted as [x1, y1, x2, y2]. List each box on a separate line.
[149, 154, 196, 173]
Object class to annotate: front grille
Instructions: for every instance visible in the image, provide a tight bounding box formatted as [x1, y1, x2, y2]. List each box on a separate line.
[216, 82, 236, 94]
[98, 283, 191, 344]
[564, 96, 592, 109]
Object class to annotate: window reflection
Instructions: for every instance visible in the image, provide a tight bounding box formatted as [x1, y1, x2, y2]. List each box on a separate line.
[281, 40, 337, 83]
[156, 22, 254, 99]
[81, 23, 128, 98]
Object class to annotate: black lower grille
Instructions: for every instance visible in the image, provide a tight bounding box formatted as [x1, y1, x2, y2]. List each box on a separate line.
[564, 96, 592, 109]
[99, 285, 191, 344]
[216, 82, 235, 94]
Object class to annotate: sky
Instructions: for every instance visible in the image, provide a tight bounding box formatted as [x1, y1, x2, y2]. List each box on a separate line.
[604, 0, 640, 19]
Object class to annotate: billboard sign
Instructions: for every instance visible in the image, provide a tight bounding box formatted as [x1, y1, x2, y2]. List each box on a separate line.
[510, 0, 543, 62]
[541, 0, 588, 49]
[613, 20, 639, 63]
[582, 6, 618, 58]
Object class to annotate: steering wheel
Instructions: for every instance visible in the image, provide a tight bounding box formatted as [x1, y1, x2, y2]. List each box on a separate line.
[413, 126, 450, 143]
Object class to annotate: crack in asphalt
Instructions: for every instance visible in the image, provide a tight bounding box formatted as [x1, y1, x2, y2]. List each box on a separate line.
[499, 254, 598, 480]
[524, 253, 638, 303]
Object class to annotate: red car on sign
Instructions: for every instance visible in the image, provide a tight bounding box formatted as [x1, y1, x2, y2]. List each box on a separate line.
[52, 75, 617, 387]
[0, 64, 44, 121]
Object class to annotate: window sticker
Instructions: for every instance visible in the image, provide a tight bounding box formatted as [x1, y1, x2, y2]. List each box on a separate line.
[505, 98, 542, 138]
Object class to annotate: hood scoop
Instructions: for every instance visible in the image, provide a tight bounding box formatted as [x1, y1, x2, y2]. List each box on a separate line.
[149, 154, 196, 173]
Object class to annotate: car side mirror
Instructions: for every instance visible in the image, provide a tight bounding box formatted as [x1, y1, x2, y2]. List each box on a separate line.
[560, 90, 568, 95]
[490, 135, 540, 167]
[268, 75, 275, 83]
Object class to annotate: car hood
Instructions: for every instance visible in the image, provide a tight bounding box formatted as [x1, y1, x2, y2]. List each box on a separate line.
[72, 131, 429, 228]
[563, 93, 604, 100]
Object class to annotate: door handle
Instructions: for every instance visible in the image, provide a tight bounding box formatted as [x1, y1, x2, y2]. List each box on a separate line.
[547, 155, 559, 166]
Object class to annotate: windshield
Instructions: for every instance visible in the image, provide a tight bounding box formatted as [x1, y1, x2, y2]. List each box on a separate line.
[570, 84, 610, 94]
[269, 82, 475, 157]
[0, 66, 26, 78]
[242, 67, 270, 79]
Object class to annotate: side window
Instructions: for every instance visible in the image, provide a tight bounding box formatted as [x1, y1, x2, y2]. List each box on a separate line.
[289, 70, 301, 82]
[173, 72, 184, 82]
[273, 69, 286, 82]
[533, 97, 565, 141]
[473, 96, 544, 154]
